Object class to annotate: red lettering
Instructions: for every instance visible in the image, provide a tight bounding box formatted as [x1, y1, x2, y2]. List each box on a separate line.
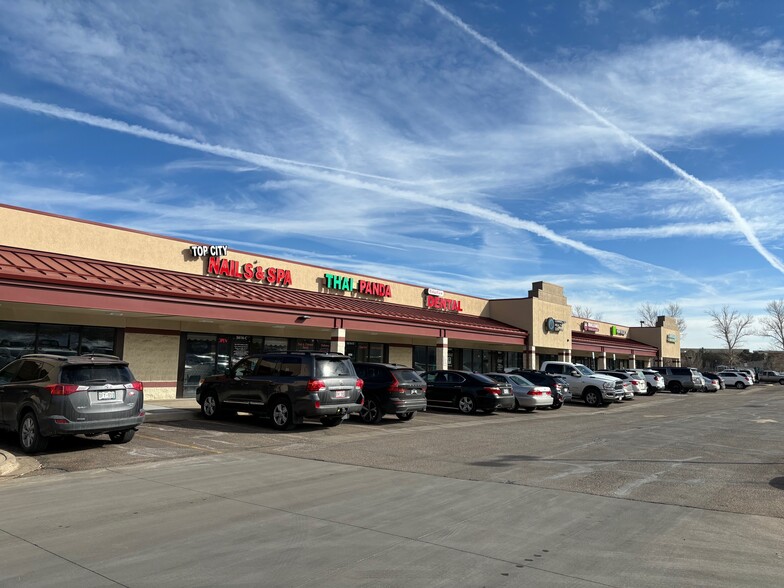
[371, 283, 379, 296]
[255, 266, 265, 280]
[282, 270, 292, 286]
[427, 295, 435, 308]
[357, 280, 366, 294]
[219, 258, 231, 276]
[456, 300, 463, 312]
[243, 263, 254, 280]
[266, 267, 276, 283]
[385, 285, 391, 297]
[207, 257, 220, 275]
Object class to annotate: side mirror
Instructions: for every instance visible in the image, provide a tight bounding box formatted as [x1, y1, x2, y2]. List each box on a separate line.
[570, 370, 581, 377]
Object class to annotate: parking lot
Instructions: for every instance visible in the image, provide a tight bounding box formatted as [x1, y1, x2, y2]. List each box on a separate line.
[4, 385, 783, 518]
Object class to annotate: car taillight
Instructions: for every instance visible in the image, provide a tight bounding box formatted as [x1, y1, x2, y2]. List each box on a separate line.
[131, 381, 144, 392]
[356, 378, 364, 390]
[47, 384, 79, 395]
[483, 387, 500, 395]
[630, 380, 640, 385]
[388, 375, 403, 394]
[306, 379, 327, 392]
[528, 388, 548, 396]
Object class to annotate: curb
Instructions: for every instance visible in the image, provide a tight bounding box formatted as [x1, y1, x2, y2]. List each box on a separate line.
[0, 449, 19, 477]
[144, 409, 201, 423]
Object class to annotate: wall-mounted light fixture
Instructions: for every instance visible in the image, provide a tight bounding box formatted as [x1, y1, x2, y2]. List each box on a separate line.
[296, 315, 311, 322]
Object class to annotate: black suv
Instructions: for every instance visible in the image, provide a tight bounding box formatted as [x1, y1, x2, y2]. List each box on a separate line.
[651, 366, 701, 394]
[422, 370, 514, 414]
[0, 354, 145, 453]
[197, 351, 364, 430]
[352, 362, 427, 424]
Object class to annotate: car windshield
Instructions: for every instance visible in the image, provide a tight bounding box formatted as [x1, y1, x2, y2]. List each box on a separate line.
[60, 364, 134, 384]
[472, 373, 497, 385]
[576, 365, 593, 375]
[316, 358, 354, 378]
[509, 375, 532, 386]
[393, 369, 424, 383]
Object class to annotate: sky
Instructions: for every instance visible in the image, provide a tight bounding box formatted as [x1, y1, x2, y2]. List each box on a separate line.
[0, 0, 783, 350]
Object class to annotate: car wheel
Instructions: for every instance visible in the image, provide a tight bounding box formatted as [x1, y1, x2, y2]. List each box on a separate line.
[669, 382, 683, 394]
[201, 392, 220, 419]
[778, 379, 784, 385]
[648, 390, 656, 396]
[457, 395, 476, 414]
[320, 416, 343, 427]
[522, 406, 536, 413]
[510, 399, 520, 412]
[109, 429, 135, 444]
[583, 389, 601, 407]
[19, 412, 48, 454]
[359, 396, 383, 424]
[396, 412, 415, 421]
[269, 398, 295, 430]
[735, 381, 745, 389]
[550, 402, 562, 410]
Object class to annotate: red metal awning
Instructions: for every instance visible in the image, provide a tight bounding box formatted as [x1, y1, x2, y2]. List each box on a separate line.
[0, 246, 527, 345]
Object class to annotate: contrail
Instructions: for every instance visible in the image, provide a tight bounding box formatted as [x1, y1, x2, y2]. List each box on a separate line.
[423, 0, 784, 275]
[0, 92, 694, 281]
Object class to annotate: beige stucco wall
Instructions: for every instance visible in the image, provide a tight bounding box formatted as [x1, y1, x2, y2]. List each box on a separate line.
[1, 206, 488, 316]
[388, 345, 413, 366]
[488, 283, 571, 351]
[123, 332, 180, 400]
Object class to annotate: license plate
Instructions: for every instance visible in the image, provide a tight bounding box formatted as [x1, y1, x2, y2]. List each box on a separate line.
[335, 390, 346, 399]
[98, 390, 116, 401]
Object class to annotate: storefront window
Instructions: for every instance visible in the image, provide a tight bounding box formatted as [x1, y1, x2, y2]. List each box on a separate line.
[37, 324, 80, 355]
[413, 345, 435, 372]
[264, 337, 288, 352]
[346, 342, 386, 363]
[292, 338, 330, 352]
[183, 334, 218, 397]
[80, 327, 116, 355]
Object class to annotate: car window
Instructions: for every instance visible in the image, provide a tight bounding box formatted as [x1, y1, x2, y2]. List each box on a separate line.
[12, 360, 44, 382]
[509, 375, 532, 386]
[257, 358, 277, 376]
[545, 364, 564, 374]
[392, 369, 423, 384]
[60, 364, 134, 384]
[316, 358, 353, 378]
[471, 373, 495, 385]
[279, 357, 305, 377]
[446, 373, 466, 384]
[486, 374, 504, 383]
[233, 357, 259, 378]
[0, 360, 21, 384]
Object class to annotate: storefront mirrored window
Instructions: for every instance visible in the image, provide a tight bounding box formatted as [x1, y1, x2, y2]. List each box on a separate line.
[264, 337, 288, 352]
[413, 346, 435, 372]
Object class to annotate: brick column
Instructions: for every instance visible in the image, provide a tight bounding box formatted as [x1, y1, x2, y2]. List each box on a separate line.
[527, 346, 537, 370]
[330, 328, 346, 355]
[436, 337, 448, 370]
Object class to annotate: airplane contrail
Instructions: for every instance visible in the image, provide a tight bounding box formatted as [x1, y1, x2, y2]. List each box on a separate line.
[0, 92, 696, 282]
[423, 0, 784, 275]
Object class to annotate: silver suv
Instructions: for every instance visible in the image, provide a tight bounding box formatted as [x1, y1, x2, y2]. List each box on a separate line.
[0, 354, 145, 453]
[651, 366, 701, 394]
[197, 351, 364, 429]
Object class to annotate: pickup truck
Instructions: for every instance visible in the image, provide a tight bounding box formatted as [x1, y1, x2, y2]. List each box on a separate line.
[759, 370, 784, 384]
[540, 361, 625, 407]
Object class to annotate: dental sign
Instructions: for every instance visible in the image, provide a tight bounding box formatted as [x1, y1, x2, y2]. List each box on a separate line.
[324, 273, 392, 298]
[582, 321, 600, 332]
[425, 288, 463, 312]
[191, 244, 293, 286]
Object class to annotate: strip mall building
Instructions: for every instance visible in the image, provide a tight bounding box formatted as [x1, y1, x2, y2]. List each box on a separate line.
[0, 205, 681, 399]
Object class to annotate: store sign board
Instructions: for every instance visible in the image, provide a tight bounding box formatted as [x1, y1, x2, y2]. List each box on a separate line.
[666, 333, 678, 343]
[207, 257, 292, 285]
[427, 288, 445, 297]
[426, 295, 463, 312]
[545, 317, 565, 333]
[190, 244, 229, 257]
[610, 326, 627, 336]
[582, 321, 600, 332]
[324, 273, 392, 298]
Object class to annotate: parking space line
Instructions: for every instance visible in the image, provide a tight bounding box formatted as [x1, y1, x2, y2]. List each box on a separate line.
[137, 434, 224, 454]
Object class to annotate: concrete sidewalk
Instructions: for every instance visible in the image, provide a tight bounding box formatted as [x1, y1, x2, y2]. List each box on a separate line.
[0, 450, 17, 476]
[144, 397, 201, 422]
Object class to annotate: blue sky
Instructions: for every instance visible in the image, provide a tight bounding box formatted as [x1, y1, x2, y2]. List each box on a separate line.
[1, 0, 783, 349]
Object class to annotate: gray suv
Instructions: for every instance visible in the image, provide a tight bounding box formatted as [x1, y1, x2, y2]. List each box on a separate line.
[0, 354, 145, 453]
[197, 351, 364, 430]
[651, 366, 701, 394]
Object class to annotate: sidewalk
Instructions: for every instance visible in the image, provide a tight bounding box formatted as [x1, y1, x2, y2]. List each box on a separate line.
[0, 450, 17, 476]
[144, 397, 201, 422]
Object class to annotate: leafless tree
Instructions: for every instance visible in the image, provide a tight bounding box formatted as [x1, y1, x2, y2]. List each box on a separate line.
[758, 299, 784, 351]
[572, 305, 603, 320]
[637, 302, 659, 327]
[707, 305, 755, 365]
[664, 302, 687, 339]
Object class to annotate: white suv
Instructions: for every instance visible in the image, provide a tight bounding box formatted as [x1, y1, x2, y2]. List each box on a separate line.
[717, 371, 753, 389]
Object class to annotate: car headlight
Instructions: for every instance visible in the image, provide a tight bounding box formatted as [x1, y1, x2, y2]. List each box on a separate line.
[602, 381, 614, 390]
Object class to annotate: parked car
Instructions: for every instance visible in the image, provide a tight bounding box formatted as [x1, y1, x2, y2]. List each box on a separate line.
[512, 369, 572, 408]
[599, 370, 647, 397]
[698, 372, 720, 392]
[0, 353, 145, 453]
[717, 370, 754, 389]
[651, 367, 702, 394]
[352, 362, 427, 423]
[421, 370, 514, 414]
[640, 369, 665, 392]
[484, 372, 552, 412]
[539, 361, 624, 406]
[197, 351, 364, 429]
[702, 371, 725, 390]
[758, 370, 784, 384]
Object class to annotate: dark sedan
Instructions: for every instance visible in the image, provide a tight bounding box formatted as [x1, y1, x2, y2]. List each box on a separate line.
[422, 370, 514, 414]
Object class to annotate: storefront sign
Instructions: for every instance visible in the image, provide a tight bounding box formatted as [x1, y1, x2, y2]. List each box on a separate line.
[324, 273, 392, 297]
[666, 333, 678, 343]
[426, 295, 463, 312]
[427, 288, 445, 297]
[545, 317, 564, 333]
[581, 321, 600, 332]
[207, 257, 292, 286]
[190, 244, 229, 257]
[610, 326, 627, 336]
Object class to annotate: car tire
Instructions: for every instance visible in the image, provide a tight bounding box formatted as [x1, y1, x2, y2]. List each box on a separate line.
[510, 399, 520, 412]
[648, 390, 656, 396]
[359, 396, 383, 424]
[457, 395, 476, 414]
[522, 406, 536, 413]
[18, 411, 48, 454]
[778, 379, 784, 385]
[320, 416, 343, 427]
[396, 412, 415, 421]
[109, 429, 135, 444]
[201, 392, 220, 419]
[583, 389, 601, 407]
[269, 397, 295, 430]
[669, 382, 683, 394]
[550, 402, 562, 410]
[735, 381, 745, 389]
